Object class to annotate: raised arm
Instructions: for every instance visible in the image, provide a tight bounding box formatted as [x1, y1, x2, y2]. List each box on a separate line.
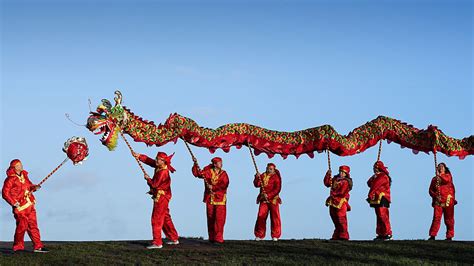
[138, 154, 156, 168]
[323, 170, 332, 187]
[253, 173, 262, 188]
[192, 163, 204, 179]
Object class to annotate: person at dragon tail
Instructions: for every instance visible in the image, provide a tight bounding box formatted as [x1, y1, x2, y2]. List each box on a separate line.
[133, 151, 180, 249]
[2, 159, 49, 253]
[324, 165, 352, 240]
[253, 163, 282, 241]
[367, 161, 393, 241]
[428, 162, 456, 241]
[192, 157, 229, 244]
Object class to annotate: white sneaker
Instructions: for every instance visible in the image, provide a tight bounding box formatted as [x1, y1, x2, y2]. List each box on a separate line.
[146, 244, 163, 249]
[255, 237, 263, 241]
[33, 248, 50, 253]
[272, 238, 279, 242]
[166, 240, 179, 245]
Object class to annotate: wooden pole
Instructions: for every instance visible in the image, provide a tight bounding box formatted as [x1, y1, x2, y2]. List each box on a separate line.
[37, 157, 69, 187]
[247, 142, 269, 203]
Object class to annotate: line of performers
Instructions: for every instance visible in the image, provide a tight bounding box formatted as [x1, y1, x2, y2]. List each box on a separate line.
[2, 152, 457, 251]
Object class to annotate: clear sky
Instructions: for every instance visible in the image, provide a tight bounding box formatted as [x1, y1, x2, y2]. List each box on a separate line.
[1, 0, 472, 241]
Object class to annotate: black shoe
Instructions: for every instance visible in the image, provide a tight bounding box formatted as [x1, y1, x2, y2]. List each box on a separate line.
[383, 235, 393, 241]
[34, 247, 50, 253]
[445, 237, 453, 241]
[428, 236, 436, 241]
[373, 235, 383, 241]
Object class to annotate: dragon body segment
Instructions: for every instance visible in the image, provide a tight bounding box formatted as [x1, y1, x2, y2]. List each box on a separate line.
[86, 91, 473, 159]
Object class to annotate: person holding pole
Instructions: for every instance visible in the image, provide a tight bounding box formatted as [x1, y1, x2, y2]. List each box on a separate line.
[253, 163, 282, 241]
[191, 156, 229, 244]
[367, 160, 393, 241]
[323, 165, 352, 240]
[2, 159, 49, 253]
[133, 151, 180, 249]
[428, 162, 456, 240]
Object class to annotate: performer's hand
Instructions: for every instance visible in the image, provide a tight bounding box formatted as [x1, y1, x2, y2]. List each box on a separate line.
[206, 184, 213, 191]
[132, 152, 140, 159]
[13, 202, 20, 208]
[255, 172, 260, 178]
[144, 174, 151, 180]
[326, 170, 332, 176]
[31, 185, 41, 192]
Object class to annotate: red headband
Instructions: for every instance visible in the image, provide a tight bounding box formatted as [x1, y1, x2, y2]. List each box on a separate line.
[374, 161, 389, 175]
[156, 152, 176, 173]
[10, 159, 21, 168]
[6, 159, 21, 176]
[211, 157, 222, 164]
[339, 165, 350, 175]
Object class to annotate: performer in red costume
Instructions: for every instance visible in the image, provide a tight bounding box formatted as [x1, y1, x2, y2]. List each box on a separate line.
[133, 151, 179, 249]
[2, 159, 49, 253]
[324, 165, 352, 240]
[428, 162, 456, 240]
[192, 157, 229, 244]
[253, 163, 282, 241]
[367, 161, 393, 241]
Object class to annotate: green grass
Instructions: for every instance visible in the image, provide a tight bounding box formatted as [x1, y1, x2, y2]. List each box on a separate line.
[0, 238, 472, 265]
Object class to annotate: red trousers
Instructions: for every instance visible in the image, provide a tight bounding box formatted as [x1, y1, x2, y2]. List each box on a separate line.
[329, 205, 349, 240]
[375, 207, 392, 236]
[13, 206, 43, 251]
[206, 202, 226, 243]
[151, 197, 179, 246]
[254, 202, 281, 239]
[429, 205, 454, 238]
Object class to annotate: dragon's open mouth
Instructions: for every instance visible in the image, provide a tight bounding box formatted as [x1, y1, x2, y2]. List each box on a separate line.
[93, 124, 111, 143]
[87, 114, 119, 150]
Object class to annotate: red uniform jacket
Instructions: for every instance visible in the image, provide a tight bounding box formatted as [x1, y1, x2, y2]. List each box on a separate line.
[367, 172, 391, 204]
[192, 164, 229, 205]
[429, 173, 456, 207]
[2, 169, 36, 212]
[254, 172, 282, 205]
[139, 154, 172, 201]
[324, 172, 351, 210]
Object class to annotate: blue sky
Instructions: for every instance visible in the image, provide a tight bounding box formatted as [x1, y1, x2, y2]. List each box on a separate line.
[1, 0, 472, 241]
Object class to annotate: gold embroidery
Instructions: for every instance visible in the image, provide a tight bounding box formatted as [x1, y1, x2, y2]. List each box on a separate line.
[271, 195, 280, 205]
[153, 190, 165, 202]
[436, 194, 453, 207]
[155, 165, 167, 173]
[17, 173, 25, 184]
[17, 190, 34, 212]
[326, 198, 347, 209]
[208, 169, 226, 205]
[368, 192, 385, 205]
[262, 173, 270, 187]
[210, 194, 226, 205]
[210, 168, 220, 185]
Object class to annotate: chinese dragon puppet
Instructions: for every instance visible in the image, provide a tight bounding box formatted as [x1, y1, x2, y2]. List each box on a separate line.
[86, 91, 473, 160]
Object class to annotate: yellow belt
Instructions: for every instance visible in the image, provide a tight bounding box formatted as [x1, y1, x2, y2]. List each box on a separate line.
[210, 194, 226, 205]
[17, 191, 34, 212]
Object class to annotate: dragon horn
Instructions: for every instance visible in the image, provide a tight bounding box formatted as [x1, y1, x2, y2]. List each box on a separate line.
[114, 90, 122, 106]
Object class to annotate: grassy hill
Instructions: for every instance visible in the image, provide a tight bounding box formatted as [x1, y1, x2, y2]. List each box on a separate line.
[0, 238, 473, 265]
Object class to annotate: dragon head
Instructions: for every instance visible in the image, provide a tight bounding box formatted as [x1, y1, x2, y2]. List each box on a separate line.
[86, 91, 128, 150]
